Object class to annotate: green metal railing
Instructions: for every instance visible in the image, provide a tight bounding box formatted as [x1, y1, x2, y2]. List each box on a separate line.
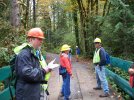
[105, 57, 134, 98]
[0, 66, 15, 100]
[0, 56, 134, 99]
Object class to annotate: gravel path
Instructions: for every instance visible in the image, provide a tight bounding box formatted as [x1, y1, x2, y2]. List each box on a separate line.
[46, 53, 116, 100]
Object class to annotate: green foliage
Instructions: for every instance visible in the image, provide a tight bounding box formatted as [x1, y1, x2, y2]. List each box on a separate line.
[0, 48, 10, 67]
[63, 32, 76, 46]
[49, 46, 61, 54]
[0, 26, 26, 67]
[0, 15, 26, 67]
[107, 66, 131, 99]
[94, 0, 134, 59]
[0, 82, 4, 91]
[109, 80, 131, 100]
[0, 0, 27, 67]
[108, 66, 129, 81]
[44, 1, 77, 53]
[46, 30, 76, 54]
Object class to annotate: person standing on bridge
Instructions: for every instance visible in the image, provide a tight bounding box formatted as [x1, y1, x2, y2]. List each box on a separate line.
[68, 48, 72, 62]
[93, 38, 110, 97]
[59, 44, 72, 100]
[14, 28, 58, 100]
[76, 46, 80, 62]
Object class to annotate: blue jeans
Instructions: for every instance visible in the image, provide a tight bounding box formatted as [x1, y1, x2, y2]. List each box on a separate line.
[95, 65, 109, 94]
[61, 73, 71, 100]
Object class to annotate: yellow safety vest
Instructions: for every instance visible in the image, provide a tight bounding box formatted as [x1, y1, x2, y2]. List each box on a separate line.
[93, 48, 100, 64]
[14, 43, 50, 90]
[39, 55, 51, 90]
[14, 43, 31, 54]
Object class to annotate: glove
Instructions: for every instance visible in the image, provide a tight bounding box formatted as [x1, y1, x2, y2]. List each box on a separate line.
[47, 58, 60, 69]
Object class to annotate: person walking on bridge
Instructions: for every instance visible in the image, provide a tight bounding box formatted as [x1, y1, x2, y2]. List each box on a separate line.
[93, 38, 110, 97]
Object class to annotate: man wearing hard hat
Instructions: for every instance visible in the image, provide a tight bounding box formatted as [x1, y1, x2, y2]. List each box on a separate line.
[93, 38, 110, 97]
[14, 28, 59, 100]
[59, 44, 72, 100]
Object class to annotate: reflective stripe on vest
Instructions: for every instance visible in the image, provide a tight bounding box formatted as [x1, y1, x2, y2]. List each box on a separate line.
[40, 55, 51, 81]
[39, 55, 51, 90]
[42, 84, 48, 91]
[93, 48, 100, 64]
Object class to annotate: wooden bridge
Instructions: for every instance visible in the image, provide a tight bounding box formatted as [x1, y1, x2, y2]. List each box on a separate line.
[0, 55, 134, 100]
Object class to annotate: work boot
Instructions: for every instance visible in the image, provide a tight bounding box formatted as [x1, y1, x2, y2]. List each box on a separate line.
[59, 93, 64, 97]
[93, 87, 102, 90]
[99, 93, 110, 97]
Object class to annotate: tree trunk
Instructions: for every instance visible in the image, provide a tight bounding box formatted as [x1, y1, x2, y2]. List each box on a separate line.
[103, 0, 108, 16]
[11, 0, 20, 27]
[106, 2, 111, 15]
[51, 4, 56, 32]
[33, 0, 36, 27]
[96, 0, 98, 15]
[76, 0, 91, 54]
[83, 18, 89, 55]
[91, 0, 94, 15]
[25, 0, 29, 29]
[73, 11, 80, 47]
[29, 0, 32, 28]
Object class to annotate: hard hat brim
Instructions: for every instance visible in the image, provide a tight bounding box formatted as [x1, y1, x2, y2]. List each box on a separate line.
[28, 35, 45, 39]
[61, 49, 70, 51]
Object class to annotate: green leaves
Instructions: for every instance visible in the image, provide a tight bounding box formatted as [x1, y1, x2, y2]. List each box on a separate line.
[0, 47, 10, 67]
[99, 0, 134, 59]
[107, 66, 131, 99]
[109, 0, 129, 8]
[114, 22, 123, 32]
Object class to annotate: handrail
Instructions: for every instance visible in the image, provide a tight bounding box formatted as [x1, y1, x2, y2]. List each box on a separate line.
[106, 57, 134, 98]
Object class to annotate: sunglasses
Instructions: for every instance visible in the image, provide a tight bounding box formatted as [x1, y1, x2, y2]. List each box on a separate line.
[94, 42, 100, 44]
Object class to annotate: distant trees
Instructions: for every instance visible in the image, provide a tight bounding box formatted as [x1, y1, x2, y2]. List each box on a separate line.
[0, 0, 134, 63]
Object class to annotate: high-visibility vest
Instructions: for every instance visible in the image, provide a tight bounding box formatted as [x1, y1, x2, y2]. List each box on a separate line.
[39, 54, 51, 90]
[14, 43, 31, 54]
[14, 43, 50, 90]
[93, 48, 100, 64]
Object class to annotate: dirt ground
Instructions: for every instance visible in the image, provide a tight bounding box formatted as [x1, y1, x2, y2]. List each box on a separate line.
[46, 53, 117, 100]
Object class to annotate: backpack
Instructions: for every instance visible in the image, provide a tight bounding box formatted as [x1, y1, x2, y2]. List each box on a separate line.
[105, 52, 110, 65]
[9, 44, 30, 97]
[9, 54, 17, 100]
[9, 45, 30, 100]
[10, 55, 17, 75]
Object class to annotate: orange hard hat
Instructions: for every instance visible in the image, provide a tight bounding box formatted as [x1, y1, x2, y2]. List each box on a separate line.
[27, 28, 44, 39]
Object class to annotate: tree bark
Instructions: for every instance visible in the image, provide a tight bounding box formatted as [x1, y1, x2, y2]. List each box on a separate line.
[25, 0, 29, 29]
[96, 0, 98, 15]
[91, 0, 94, 15]
[33, 0, 36, 27]
[73, 11, 80, 47]
[103, 0, 108, 16]
[106, 2, 111, 15]
[76, 0, 90, 54]
[11, 0, 20, 27]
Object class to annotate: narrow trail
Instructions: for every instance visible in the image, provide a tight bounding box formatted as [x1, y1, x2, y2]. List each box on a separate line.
[46, 53, 116, 100]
